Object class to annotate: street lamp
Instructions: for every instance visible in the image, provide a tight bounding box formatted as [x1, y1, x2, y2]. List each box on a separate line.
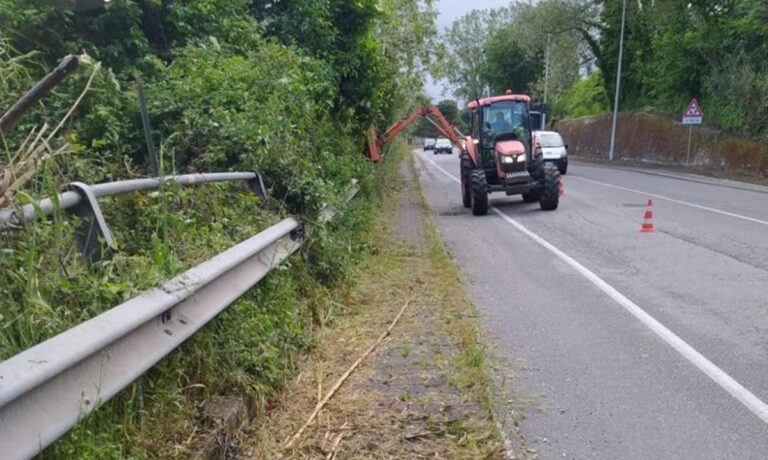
[543, 34, 550, 128]
[608, 0, 627, 161]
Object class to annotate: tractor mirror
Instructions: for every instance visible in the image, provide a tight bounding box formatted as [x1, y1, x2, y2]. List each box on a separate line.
[461, 111, 470, 124]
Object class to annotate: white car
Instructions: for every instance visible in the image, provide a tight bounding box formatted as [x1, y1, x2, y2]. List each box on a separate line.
[535, 130, 568, 175]
[434, 138, 453, 154]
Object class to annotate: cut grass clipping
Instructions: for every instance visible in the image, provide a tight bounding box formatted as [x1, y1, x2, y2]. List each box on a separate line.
[247, 141, 505, 458]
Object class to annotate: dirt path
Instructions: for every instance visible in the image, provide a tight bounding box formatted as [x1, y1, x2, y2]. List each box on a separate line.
[244, 155, 523, 459]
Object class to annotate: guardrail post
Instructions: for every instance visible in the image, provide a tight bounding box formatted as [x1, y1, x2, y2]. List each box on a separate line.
[247, 172, 267, 199]
[65, 182, 115, 262]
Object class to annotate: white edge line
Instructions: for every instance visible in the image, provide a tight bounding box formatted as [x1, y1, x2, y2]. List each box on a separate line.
[571, 176, 768, 227]
[416, 151, 768, 425]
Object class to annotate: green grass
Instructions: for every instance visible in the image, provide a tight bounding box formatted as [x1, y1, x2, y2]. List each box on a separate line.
[0, 154, 385, 458]
[405, 147, 509, 450]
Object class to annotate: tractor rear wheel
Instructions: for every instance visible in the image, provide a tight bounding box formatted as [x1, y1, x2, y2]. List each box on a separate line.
[470, 169, 488, 216]
[539, 163, 561, 211]
[460, 157, 472, 208]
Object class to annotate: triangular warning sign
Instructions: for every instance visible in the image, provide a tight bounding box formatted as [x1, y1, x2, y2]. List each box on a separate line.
[684, 99, 703, 117]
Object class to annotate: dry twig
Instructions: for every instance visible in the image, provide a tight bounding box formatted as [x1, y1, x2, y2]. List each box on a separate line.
[325, 428, 345, 460]
[283, 296, 413, 450]
[0, 56, 98, 208]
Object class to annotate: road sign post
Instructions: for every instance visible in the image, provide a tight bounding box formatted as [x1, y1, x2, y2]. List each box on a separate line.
[682, 98, 703, 166]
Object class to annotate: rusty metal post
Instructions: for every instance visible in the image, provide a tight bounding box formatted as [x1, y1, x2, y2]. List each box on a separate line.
[0, 55, 79, 134]
[136, 78, 159, 177]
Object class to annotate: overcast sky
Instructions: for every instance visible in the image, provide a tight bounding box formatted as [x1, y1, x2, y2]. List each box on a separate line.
[427, 0, 513, 101]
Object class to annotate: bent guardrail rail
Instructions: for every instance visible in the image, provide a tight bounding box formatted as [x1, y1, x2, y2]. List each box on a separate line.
[0, 172, 267, 261]
[0, 179, 358, 459]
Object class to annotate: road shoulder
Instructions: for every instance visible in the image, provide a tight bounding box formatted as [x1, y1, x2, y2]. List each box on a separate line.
[243, 148, 524, 458]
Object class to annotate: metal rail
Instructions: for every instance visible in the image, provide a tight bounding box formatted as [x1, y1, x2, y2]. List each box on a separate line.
[0, 219, 300, 459]
[0, 171, 267, 262]
[0, 172, 263, 228]
[0, 180, 358, 459]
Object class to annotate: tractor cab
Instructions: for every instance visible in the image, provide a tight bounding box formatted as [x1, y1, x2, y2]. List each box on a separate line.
[469, 96, 533, 189]
[459, 92, 561, 215]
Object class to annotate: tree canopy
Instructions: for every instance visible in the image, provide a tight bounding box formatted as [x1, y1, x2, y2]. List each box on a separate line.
[436, 0, 768, 140]
[0, 0, 439, 195]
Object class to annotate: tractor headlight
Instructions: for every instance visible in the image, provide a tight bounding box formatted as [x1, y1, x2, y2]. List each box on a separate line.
[501, 155, 515, 164]
[516, 153, 527, 163]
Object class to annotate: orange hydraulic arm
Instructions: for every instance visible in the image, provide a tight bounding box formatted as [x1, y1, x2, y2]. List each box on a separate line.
[366, 107, 463, 163]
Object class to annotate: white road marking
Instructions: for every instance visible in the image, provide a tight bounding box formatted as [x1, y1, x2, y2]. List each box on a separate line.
[570, 176, 768, 227]
[416, 152, 768, 425]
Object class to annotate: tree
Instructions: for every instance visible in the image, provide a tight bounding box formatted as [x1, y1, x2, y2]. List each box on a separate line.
[437, 99, 460, 126]
[511, 0, 598, 102]
[481, 23, 543, 95]
[596, 0, 655, 107]
[436, 7, 512, 100]
[375, 0, 439, 117]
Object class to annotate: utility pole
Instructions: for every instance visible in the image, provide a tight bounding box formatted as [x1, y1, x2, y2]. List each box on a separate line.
[543, 34, 550, 128]
[608, 0, 627, 161]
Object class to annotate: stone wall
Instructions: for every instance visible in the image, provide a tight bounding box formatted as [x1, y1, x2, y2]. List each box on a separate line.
[554, 112, 768, 178]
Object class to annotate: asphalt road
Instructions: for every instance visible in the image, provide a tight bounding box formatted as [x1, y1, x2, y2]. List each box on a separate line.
[413, 150, 768, 459]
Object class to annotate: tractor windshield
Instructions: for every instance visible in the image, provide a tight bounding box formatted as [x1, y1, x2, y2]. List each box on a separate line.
[483, 101, 530, 143]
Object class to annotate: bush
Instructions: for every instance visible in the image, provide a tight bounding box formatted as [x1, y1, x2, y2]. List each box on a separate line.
[703, 54, 768, 142]
[554, 72, 609, 119]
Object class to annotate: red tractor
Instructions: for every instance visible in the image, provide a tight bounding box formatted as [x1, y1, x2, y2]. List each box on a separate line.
[459, 92, 561, 215]
[365, 91, 560, 216]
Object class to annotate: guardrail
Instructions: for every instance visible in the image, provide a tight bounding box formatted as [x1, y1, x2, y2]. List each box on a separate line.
[0, 172, 266, 261]
[0, 178, 358, 459]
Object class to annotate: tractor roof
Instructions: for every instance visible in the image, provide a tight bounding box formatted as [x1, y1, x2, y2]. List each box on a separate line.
[467, 93, 531, 110]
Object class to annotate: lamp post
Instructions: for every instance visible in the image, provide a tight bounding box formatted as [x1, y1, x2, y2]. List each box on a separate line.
[608, 0, 627, 161]
[543, 34, 550, 128]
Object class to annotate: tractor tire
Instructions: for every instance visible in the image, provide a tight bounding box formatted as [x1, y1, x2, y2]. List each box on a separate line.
[539, 162, 561, 211]
[528, 146, 546, 181]
[470, 169, 489, 216]
[522, 192, 539, 203]
[460, 157, 472, 208]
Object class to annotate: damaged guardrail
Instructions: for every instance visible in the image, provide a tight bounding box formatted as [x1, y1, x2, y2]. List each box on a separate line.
[0, 172, 267, 261]
[0, 178, 358, 459]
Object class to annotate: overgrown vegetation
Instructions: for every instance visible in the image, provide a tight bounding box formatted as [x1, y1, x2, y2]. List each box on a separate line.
[556, 71, 609, 118]
[0, 0, 438, 456]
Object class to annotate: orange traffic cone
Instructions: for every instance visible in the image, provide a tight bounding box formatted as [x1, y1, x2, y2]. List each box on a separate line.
[640, 198, 655, 232]
[559, 178, 565, 197]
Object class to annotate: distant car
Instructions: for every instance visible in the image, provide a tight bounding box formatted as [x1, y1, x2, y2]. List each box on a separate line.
[423, 138, 436, 151]
[434, 138, 453, 154]
[535, 130, 568, 174]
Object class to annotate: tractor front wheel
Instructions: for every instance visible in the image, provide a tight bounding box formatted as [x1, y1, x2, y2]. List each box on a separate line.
[460, 158, 472, 208]
[470, 169, 489, 216]
[539, 163, 561, 211]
